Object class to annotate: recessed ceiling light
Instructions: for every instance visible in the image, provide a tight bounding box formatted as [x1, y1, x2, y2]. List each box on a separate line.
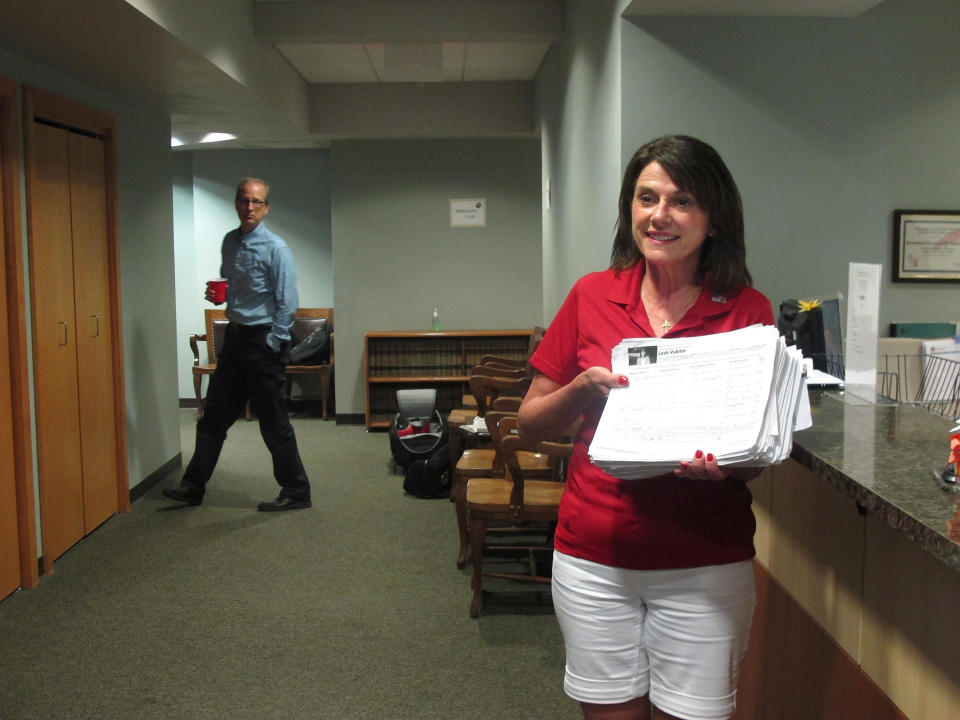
[200, 132, 237, 144]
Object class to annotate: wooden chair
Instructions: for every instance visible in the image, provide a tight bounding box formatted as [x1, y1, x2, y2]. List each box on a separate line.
[466, 415, 572, 618]
[478, 325, 546, 374]
[460, 326, 545, 408]
[451, 373, 530, 498]
[190, 309, 230, 418]
[285, 308, 335, 420]
[453, 410, 552, 568]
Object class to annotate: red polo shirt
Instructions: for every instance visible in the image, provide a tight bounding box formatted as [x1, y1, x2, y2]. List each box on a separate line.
[531, 262, 775, 570]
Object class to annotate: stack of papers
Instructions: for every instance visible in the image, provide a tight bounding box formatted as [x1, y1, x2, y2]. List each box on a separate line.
[589, 325, 811, 479]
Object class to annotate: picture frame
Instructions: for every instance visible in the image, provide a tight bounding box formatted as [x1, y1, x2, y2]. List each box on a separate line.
[893, 209, 960, 282]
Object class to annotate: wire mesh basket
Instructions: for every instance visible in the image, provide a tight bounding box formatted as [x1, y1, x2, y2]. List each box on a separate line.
[910, 351, 960, 418]
[875, 350, 960, 418]
[810, 350, 960, 419]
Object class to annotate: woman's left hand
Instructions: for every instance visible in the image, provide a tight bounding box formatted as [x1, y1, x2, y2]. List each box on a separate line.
[674, 451, 764, 482]
[674, 450, 727, 481]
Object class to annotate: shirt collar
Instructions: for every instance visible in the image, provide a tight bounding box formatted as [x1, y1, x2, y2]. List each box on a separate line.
[239, 222, 268, 242]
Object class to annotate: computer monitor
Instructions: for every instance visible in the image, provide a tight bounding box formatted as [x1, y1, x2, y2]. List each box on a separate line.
[777, 297, 844, 376]
[819, 298, 843, 358]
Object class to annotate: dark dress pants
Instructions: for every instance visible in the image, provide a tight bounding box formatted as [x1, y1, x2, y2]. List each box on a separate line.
[182, 323, 310, 500]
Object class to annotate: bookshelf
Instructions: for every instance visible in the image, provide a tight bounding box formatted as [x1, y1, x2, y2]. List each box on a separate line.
[364, 330, 532, 429]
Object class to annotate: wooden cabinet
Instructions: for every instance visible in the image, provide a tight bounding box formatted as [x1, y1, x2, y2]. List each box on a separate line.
[364, 330, 531, 429]
[736, 459, 960, 719]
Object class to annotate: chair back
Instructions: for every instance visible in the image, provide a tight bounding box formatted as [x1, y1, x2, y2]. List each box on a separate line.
[468, 373, 530, 417]
[499, 416, 573, 509]
[483, 410, 516, 476]
[528, 326, 546, 357]
[292, 308, 333, 340]
[292, 308, 334, 364]
[203, 309, 229, 363]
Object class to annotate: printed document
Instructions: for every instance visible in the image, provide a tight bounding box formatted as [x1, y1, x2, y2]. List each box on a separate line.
[590, 325, 809, 479]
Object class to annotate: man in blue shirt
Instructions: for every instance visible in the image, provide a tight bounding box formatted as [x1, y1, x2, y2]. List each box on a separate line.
[163, 178, 311, 511]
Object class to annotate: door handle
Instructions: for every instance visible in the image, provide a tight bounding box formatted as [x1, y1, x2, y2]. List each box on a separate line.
[90, 314, 101, 338]
[58, 321, 68, 346]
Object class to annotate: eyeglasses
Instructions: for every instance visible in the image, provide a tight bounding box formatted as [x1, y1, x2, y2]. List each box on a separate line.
[238, 198, 267, 208]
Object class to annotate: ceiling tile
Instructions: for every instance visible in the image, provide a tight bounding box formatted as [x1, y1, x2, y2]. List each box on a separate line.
[277, 43, 379, 83]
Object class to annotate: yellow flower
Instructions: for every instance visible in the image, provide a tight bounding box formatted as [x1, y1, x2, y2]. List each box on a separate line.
[798, 299, 822, 312]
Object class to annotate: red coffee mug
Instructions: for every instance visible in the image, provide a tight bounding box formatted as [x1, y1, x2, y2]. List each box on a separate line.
[207, 278, 227, 304]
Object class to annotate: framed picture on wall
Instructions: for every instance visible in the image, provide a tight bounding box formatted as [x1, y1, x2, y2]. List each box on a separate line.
[893, 209, 960, 282]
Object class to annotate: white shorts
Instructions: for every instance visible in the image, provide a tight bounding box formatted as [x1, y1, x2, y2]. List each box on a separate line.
[551, 551, 755, 720]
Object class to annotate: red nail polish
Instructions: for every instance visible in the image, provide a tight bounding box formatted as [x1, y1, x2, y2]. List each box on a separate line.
[695, 450, 703, 459]
[618, 375, 629, 386]
[707, 453, 714, 462]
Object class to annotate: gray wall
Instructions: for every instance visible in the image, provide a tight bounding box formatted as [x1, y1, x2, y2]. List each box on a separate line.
[173, 148, 333, 400]
[535, 0, 627, 320]
[331, 138, 543, 417]
[0, 46, 178, 516]
[537, 0, 960, 332]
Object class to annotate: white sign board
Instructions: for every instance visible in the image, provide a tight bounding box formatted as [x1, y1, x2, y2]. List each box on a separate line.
[450, 198, 486, 227]
[844, 262, 882, 403]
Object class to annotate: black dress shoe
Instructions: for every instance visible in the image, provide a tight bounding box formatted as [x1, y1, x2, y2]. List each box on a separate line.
[257, 496, 312, 512]
[161, 486, 203, 506]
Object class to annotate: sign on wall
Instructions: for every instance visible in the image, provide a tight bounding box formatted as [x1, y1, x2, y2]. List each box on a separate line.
[450, 198, 486, 227]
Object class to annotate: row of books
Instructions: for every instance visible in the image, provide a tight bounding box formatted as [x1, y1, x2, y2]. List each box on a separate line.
[367, 338, 526, 377]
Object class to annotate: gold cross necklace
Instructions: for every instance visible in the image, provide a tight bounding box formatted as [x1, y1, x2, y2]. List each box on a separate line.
[642, 280, 700, 334]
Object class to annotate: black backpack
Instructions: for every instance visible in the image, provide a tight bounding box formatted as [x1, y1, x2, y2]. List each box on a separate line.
[403, 444, 451, 498]
[289, 324, 331, 364]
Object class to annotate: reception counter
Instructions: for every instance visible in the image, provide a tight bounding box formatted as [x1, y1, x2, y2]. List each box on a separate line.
[792, 390, 959, 572]
[737, 390, 960, 720]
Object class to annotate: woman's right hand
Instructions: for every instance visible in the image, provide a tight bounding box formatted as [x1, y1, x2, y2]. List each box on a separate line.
[518, 369, 628, 444]
[576, 366, 629, 399]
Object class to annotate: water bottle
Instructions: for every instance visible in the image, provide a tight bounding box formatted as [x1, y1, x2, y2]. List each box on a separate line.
[432, 307, 440, 331]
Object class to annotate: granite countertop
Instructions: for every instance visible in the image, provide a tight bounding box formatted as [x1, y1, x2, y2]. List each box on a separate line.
[791, 390, 960, 572]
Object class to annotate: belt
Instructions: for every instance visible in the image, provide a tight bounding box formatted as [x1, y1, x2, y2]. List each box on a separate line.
[227, 322, 270, 334]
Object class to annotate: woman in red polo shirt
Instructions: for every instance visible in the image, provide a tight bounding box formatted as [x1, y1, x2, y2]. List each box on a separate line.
[519, 135, 774, 720]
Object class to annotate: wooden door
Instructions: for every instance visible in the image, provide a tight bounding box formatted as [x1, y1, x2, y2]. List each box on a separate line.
[0, 76, 37, 596]
[68, 131, 117, 532]
[28, 120, 85, 562]
[0, 126, 20, 599]
[25, 86, 127, 572]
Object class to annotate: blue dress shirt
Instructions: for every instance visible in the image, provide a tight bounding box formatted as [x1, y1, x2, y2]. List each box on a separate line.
[221, 222, 299, 351]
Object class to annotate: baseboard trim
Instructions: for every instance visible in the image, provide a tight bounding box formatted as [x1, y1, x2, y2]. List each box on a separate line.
[336, 413, 365, 425]
[130, 453, 182, 503]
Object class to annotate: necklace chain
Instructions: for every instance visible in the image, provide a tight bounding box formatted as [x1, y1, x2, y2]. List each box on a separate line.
[642, 282, 699, 333]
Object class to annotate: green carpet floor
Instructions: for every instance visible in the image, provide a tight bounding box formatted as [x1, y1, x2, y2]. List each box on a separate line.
[0, 410, 579, 720]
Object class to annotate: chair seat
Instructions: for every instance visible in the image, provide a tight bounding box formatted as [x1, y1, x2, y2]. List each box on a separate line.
[466, 477, 565, 515]
[286, 363, 331, 373]
[456, 448, 497, 474]
[457, 448, 549, 474]
[448, 407, 475, 425]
